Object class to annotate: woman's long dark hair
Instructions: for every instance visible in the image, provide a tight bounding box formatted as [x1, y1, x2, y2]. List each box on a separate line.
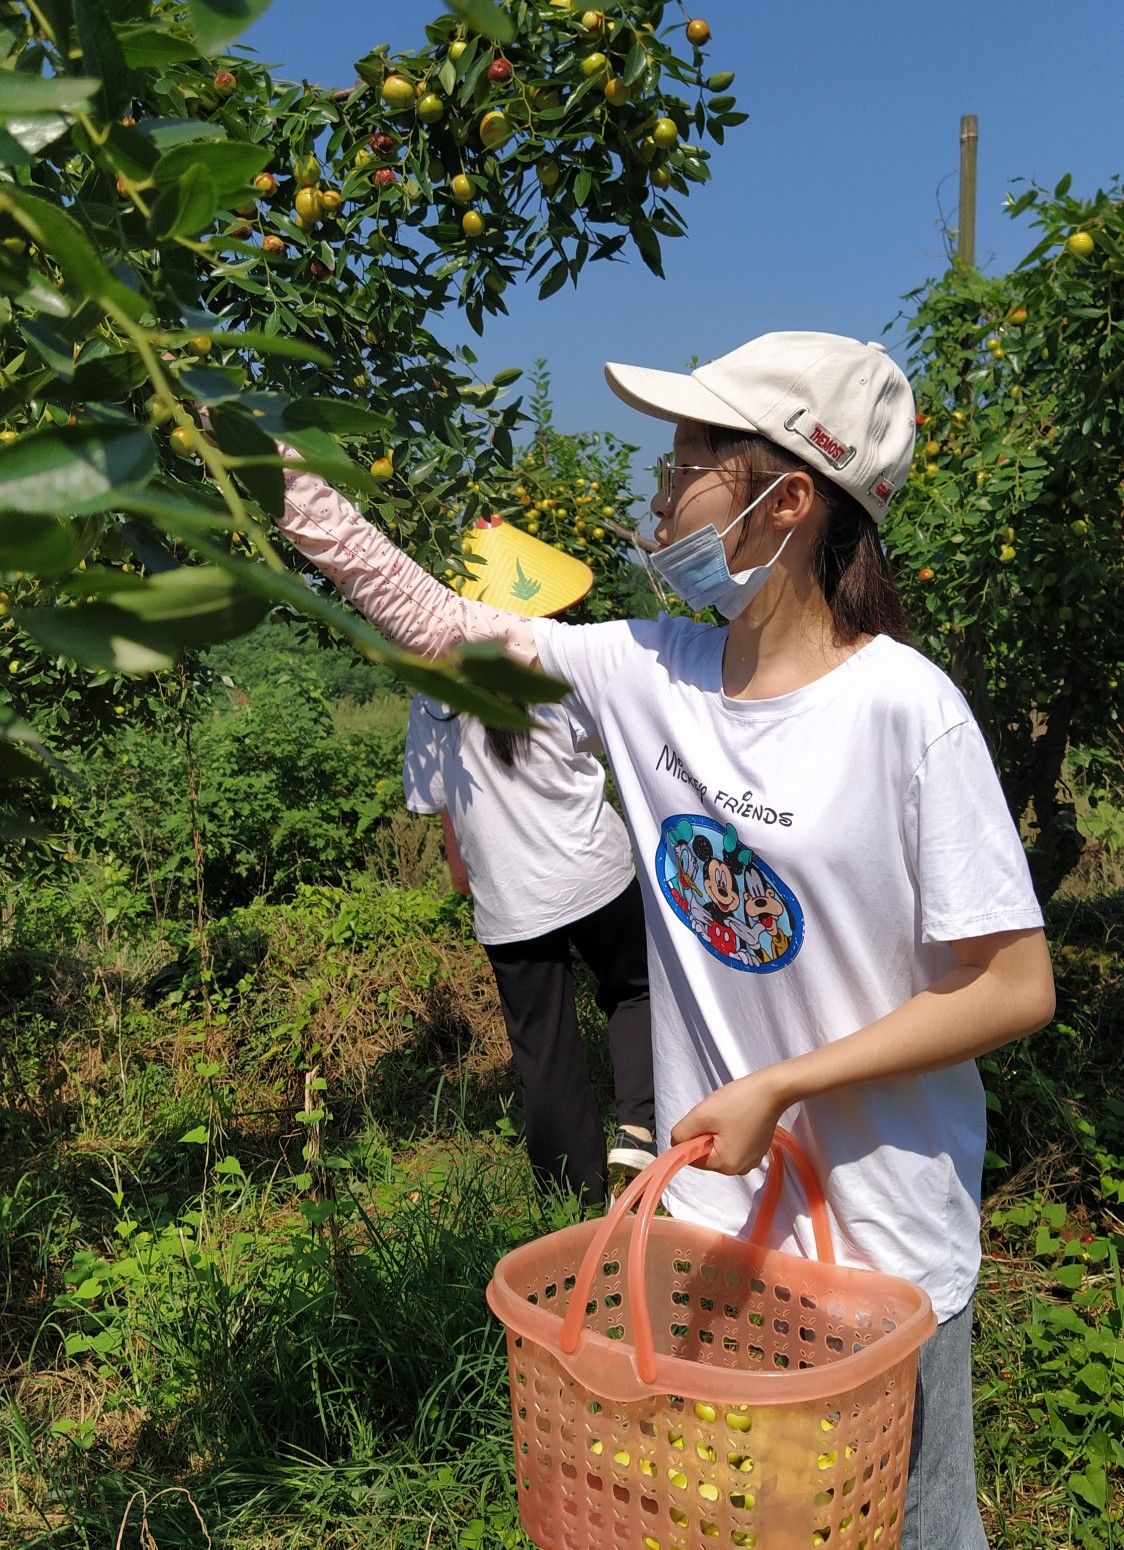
[484, 724, 532, 767]
[699, 424, 911, 644]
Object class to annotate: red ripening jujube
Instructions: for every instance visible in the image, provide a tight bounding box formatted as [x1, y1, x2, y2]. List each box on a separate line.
[487, 58, 512, 82]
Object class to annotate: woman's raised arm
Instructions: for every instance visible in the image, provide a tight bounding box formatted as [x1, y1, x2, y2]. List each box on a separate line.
[277, 456, 539, 666]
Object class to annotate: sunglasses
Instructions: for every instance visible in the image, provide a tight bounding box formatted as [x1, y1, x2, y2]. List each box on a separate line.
[656, 455, 799, 502]
[655, 454, 731, 499]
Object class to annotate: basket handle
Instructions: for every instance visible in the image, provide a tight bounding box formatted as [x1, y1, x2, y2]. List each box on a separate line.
[559, 1126, 835, 1384]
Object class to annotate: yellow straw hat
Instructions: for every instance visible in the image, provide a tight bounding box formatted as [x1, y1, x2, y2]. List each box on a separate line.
[454, 516, 593, 617]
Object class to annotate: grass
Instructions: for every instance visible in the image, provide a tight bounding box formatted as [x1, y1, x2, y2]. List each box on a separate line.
[0, 847, 1121, 1548]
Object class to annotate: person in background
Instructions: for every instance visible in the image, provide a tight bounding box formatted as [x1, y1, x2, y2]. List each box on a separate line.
[272, 335, 1055, 1545]
[399, 517, 656, 1208]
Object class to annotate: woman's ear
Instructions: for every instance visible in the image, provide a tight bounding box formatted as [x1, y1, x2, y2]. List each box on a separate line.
[771, 470, 819, 532]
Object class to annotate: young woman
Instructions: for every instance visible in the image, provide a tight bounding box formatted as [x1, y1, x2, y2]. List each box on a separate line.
[274, 331, 1054, 1546]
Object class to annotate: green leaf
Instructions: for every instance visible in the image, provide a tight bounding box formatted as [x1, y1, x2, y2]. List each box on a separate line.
[153, 139, 271, 197]
[103, 121, 160, 181]
[110, 487, 236, 539]
[149, 161, 220, 240]
[105, 563, 270, 648]
[452, 642, 569, 706]
[207, 329, 332, 366]
[0, 75, 101, 115]
[538, 260, 568, 300]
[622, 44, 647, 86]
[15, 600, 177, 672]
[209, 402, 284, 519]
[187, 0, 275, 55]
[0, 740, 54, 786]
[135, 116, 226, 151]
[180, 1126, 210, 1144]
[16, 565, 269, 672]
[707, 71, 736, 90]
[65, 351, 150, 404]
[443, 0, 514, 44]
[19, 315, 78, 375]
[74, 0, 132, 118]
[0, 423, 156, 515]
[282, 398, 392, 437]
[0, 512, 78, 577]
[0, 117, 69, 164]
[1069, 1465, 1107, 1509]
[392, 656, 541, 728]
[117, 25, 203, 67]
[178, 364, 246, 402]
[0, 188, 147, 319]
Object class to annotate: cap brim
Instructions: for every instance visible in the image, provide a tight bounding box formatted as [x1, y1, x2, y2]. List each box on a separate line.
[604, 361, 760, 433]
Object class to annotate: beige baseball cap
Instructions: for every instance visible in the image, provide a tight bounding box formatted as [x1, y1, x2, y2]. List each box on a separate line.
[454, 516, 593, 617]
[604, 331, 917, 522]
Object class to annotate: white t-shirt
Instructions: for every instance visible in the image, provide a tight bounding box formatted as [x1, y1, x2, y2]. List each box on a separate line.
[533, 619, 1044, 1320]
[402, 695, 636, 946]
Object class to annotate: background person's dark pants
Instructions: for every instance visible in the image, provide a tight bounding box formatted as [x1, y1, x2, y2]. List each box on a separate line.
[484, 877, 654, 1207]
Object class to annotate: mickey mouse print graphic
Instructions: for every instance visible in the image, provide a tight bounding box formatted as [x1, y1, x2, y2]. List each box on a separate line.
[656, 815, 804, 972]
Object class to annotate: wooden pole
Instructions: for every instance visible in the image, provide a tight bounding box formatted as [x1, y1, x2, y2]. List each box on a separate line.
[958, 114, 978, 267]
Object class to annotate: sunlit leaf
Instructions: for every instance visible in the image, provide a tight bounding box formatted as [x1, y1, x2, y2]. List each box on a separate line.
[187, 0, 276, 57]
[105, 563, 270, 648]
[444, 0, 514, 45]
[134, 116, 226, 151]
[282, 398, 393, 436]
[15, 601, 176, 672]
[0, 75, 101, 114]
[207, 329, 332, 366]
[152, 139, 271, 197]
[0, 423, 155, 515]
[117, 26, 202, 67]
[16, 565, 269, 672]
[0, 116, 68, 161]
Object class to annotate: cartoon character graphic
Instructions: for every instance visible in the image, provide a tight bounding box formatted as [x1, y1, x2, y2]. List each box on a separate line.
[655, 815, 803, 973]
[742, 863, 791, 963]
[666, 819, 705, 914]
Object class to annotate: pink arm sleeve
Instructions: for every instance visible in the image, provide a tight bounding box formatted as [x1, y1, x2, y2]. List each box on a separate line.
[276, 457, 539, 665]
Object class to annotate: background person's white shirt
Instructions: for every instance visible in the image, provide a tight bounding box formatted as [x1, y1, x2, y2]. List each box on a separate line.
[402, 696, 636, 946]
[533, 619, 1044, 1321]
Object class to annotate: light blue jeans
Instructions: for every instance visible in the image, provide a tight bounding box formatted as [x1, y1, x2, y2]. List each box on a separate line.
[903, 1295, 989, 1549]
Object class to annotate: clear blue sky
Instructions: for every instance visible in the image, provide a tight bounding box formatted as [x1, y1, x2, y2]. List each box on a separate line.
[242, 0, 1124, 501]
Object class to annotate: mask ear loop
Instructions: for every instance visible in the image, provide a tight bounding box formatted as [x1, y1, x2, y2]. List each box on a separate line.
[715, 470, 788, 542]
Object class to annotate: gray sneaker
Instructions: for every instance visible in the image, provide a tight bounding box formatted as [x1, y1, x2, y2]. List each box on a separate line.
[608, 1128, 658, 1174]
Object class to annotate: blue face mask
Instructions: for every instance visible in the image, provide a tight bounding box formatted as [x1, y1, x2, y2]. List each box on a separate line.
[650, 472, 792, 619]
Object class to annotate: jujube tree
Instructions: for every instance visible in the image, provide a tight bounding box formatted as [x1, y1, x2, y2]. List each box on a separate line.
[0, 0, 740, 829]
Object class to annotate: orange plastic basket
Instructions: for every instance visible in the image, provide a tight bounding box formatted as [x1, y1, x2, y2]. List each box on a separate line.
[486, 1129, 936, 1550]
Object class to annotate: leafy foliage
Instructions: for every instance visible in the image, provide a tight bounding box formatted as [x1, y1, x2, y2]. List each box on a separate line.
[0, 0, 740, 815]
[885, 178, 1124, 899]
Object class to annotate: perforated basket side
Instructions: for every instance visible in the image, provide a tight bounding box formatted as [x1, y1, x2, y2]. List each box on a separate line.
[508, 1327, 918, 1550]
